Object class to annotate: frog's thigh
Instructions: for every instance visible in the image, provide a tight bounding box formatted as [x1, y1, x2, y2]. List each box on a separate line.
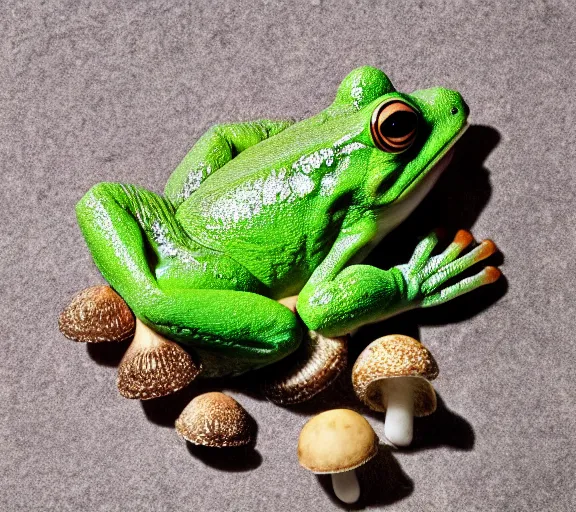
[76, 182, 173, 301]
[151, 288, 302, 366]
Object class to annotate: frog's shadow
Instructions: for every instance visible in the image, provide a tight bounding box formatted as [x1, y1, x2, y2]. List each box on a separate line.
[379, 123, 500, 246]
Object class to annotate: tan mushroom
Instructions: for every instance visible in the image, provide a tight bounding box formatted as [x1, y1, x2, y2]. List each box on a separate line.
[58, 285, 135, 343]
[175, 392, 254, 447]
[263, 330, 348, 405]
[298, 409, 378, 504]
[117, 318, 201, 400]
[352, 335, 439, 447]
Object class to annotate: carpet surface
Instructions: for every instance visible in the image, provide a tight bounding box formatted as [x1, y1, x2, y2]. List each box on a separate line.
[1, 1, 575, 510]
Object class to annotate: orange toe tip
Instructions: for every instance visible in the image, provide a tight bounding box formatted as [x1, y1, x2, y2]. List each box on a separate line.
[478, 239, 498, 258]
[454, 229, 474, 248]
[483, 266, 502, 284]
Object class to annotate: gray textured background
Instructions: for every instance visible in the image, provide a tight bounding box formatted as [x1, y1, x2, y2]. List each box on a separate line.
[1, 1, 575, 510]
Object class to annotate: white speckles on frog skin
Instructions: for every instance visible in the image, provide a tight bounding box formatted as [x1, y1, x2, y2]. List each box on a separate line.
[151, 220, 179, 257]
[150, 220, 202, 273]
[179, 164, 213, 202]
[203, 142, 366, 228]
[350, 74, 364, 110]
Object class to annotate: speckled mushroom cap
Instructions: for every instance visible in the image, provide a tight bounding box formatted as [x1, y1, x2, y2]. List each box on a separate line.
[58, 285, 135, 343]
[352, 335, 439, 416]
[175, 392, 254, 447]
[298, 409, 378, 474]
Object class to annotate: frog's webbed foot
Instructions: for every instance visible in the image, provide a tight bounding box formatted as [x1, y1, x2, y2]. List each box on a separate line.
[396, 229, 501, 309]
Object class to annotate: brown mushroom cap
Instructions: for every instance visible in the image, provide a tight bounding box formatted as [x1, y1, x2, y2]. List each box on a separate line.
[298, 409, 378, 474]
[117, 319, 201, 400]
[58, 285, 135, 343]
[352, 335, 439, 416]
[263, 330, 348, 405]
[175, 392, 254, 447]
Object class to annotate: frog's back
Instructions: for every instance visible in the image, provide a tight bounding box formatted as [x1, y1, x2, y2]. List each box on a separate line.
[174, 116, 371, 295]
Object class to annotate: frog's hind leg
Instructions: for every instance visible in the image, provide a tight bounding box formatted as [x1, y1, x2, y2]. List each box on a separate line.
[76, 183, 302, 371]
[76, 182, 188, 307]
[151, 287, 303, 373]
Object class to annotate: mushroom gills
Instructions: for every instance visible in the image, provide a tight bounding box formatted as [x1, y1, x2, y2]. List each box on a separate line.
[331, 470, 361, 504]
[117, 318, 201, 399]
[383, 377, 414, 447]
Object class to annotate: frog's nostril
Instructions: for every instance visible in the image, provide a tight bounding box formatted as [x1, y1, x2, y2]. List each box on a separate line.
[450, 101, 470, 117]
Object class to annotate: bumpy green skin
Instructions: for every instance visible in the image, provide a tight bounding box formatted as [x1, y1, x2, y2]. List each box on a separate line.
[76, 66, 487, 376]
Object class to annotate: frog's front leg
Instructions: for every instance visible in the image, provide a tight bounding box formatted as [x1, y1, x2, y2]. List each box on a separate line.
[297, 222, 500, 337]
[76, 183, 302, 369]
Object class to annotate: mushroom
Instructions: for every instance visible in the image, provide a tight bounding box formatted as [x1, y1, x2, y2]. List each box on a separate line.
[263, 330, 348, 405]
[117, 318, 201, 399]
[298, 409, 378, 504]
[175, 392, 254, 447]
[58, 285, 135, 343]
[263, 295, 348, 404]
[352, 335, 439, 447]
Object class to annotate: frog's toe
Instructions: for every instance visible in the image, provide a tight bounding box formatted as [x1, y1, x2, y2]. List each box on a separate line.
[421, 265, 501, 308]
[416, 229, 474, 279]
[475, 239, 498, 259]
[407, 230, 441, 273]
[420, 238, 500, 296]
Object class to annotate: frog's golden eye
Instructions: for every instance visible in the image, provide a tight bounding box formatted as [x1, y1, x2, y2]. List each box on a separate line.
[371, 101, 419, 153]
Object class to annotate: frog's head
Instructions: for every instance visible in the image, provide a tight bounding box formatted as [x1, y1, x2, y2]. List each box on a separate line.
[330, 67, 469, 226]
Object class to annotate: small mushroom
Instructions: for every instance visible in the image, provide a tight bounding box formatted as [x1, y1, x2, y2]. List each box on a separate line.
[352, 335, 439, 447]
[117, 318, 201, 399]
[58, 285, 135, 343]
[175, 392, 254, 447]
[298, 409, 378, 504]
[263, 330, 348, 405]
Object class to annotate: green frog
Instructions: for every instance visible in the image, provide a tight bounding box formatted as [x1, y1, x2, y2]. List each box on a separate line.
[76, 66, 501, 375]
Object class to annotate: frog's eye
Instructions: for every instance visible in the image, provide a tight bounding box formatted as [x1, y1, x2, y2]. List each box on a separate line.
[371, 101, 419, 153]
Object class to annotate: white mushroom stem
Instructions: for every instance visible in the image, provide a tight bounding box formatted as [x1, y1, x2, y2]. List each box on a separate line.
[384, 378, 415, 447]
[331, 470, 360, 504]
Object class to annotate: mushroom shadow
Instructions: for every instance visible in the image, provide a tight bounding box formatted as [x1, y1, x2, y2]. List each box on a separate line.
[86, 338, 131, 367]
[316, 446, 413, 509]
[140, 372, 269, 428]
[141, 384, 202, 427]
[186, 443, 262, 472]
[407, 393, 474, 452]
